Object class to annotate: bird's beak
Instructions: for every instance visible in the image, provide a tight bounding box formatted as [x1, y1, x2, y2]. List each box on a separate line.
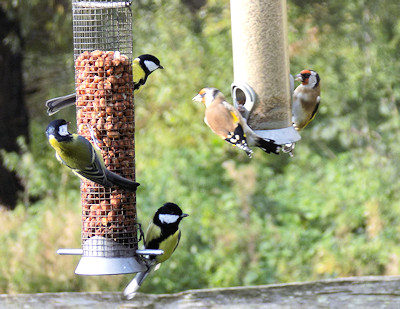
[181, 213, 189, 218]
[192, 94, 202, 102]
[295, 73, 303, 82]
[159, 65, 164, 70]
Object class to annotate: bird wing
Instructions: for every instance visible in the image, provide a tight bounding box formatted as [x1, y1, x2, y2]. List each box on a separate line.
[71, 136, 111, 186]
[144, 223, 162, 250]
[292, 86, 321, 130]
[205, 99, 239, 138]
[132, 60, 147, 91]
[205, 98, 253, 156]
[308, 96, 320, 123]
[221, 100, 242, 125]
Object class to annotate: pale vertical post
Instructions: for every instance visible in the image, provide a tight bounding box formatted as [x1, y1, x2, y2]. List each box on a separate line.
[230, 0, 300, 145]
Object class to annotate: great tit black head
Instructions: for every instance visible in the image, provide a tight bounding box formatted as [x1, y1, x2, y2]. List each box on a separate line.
[153, 202, 189, 227]
[46, 119, 72, 142]
[136, 54, 164, 73]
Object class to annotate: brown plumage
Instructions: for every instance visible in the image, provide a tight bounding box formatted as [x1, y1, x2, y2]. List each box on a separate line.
[292, 69, 321, 131]
[193, 88, 280, 156]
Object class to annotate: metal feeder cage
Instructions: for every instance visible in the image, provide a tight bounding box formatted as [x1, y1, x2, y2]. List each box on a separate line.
[58, 0, 145, 275]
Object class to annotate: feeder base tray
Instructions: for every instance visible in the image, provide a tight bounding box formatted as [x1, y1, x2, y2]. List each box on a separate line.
[75, 256, 146, 275]
[75, 236, 146, 275]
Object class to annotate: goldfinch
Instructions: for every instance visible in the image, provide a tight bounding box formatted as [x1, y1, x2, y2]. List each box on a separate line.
[193, 87, 280, 157]
[46, 119, 140, 191]
[46, 54, 164, 115]
[292, 69, 321, 131]
[123, 203, 188, 299]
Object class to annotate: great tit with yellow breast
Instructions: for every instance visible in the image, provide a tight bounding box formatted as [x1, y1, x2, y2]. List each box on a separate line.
[123, 202, 188, 299]
[292, 69, 321, 131]
[45, 54, 164, 115]
[46, 119, 140, 191]
[193, 87, 280, 157]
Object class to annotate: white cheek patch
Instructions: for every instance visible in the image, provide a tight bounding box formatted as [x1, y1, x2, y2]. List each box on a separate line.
[159, 214, 179, 224]
[58, 124, 69, 136]
[144, 60, 159, 72]
[203, 92, 213, 107]
[308, 74, 318, 88]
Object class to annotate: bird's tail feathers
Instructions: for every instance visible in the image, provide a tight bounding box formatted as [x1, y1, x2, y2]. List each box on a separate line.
[254, 137, 280, 155]
[105, 170, 140, 192]
[45, 93, 76, 115]
[225, 124, 253, 157]
[235, 142, 253, 158]
[243, 125, 281, 155]
[123, 265, 153, 299]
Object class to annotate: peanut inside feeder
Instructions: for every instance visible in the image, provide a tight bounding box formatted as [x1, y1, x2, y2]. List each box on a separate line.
[76, 50, 137, 257]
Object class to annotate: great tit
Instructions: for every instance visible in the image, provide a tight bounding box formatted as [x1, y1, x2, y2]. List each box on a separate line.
[123, 202, 188, 299]
[193, 87, 280, 157]
[292, 69, 321, 131]
[46, 119, 140, 192]
[45, 54, 164, 115]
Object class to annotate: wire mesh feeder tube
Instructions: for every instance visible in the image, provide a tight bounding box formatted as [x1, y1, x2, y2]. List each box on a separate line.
[230, 0, 300, 146]
[72, 1, 144, 275]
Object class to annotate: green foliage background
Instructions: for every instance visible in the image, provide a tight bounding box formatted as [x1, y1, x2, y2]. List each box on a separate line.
[1, 0, 400, 294]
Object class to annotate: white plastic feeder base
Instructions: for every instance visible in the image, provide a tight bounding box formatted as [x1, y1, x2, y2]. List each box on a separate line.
[75, 256, 146, 275]
[254, 126, 301, 146]
[74, 236, 146, 275]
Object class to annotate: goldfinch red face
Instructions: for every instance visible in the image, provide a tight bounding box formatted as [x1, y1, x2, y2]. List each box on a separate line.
[295, 70, 320, 88]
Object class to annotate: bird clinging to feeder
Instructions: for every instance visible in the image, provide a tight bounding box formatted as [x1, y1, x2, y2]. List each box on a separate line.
[45, 54, 164, 115]
[46, 119, 140, 192]
[292, 69, 321, 131]
[193, 87, 280, 157]
[124, 203, 188, 299]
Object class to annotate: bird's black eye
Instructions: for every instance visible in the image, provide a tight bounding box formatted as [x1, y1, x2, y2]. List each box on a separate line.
[302, 73, 311, 79]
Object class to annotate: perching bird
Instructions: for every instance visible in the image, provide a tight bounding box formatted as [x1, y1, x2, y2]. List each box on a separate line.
[292, 69, 321, 131]
[123, 203, 188, 299]
[46, 119, 140, 192]
[45, 54, 164, 115]
[193, 87, 280, 157]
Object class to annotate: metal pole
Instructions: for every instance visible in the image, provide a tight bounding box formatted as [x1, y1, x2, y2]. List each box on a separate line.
[230, 0, 300, 145]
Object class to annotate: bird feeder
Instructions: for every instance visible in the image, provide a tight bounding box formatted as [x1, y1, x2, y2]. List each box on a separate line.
[230, 0, 300, 147]
[57, 0, 146, 275]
